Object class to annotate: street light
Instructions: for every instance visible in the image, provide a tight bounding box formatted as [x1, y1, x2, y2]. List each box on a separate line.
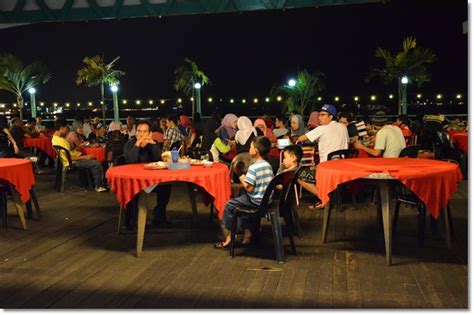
[110, 84, 120, 122]
[401, 76, 408, 115]
[288, 79, 296, 87]
[194, 82, 202, 115]
[28, 88, 37, 118]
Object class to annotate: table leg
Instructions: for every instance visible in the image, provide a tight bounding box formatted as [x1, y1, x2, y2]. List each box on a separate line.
[136, 191, 148, 257]
[187, 183, 198, 226]
[442, 206, 451, 249]
[379, 181, 392, 266]
[321, 200, 332, 243]
[9, 184, 27, 230]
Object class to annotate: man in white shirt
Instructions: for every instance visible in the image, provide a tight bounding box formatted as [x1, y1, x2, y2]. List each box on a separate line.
[296, 104, 349, 208]
[273, 115, 288, 139]
[354, 111, 406, 158]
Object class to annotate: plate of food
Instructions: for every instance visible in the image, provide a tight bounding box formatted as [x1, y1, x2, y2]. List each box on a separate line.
[144, 161, 168, 170]
[190, 159, 204, 165]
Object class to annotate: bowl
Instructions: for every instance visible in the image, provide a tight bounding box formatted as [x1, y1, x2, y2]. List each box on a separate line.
[202, 161, 214, 168]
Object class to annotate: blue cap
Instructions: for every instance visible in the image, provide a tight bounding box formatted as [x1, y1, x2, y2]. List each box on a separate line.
[321, 104, 337, 117]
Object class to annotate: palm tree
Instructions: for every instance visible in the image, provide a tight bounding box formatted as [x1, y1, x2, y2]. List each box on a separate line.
[0, 53, 51, 120]
[76, 55, 125, 124]
[366, 36, 436, 114]
[270, 70, 325, 115]
[174, 58, 210, 115]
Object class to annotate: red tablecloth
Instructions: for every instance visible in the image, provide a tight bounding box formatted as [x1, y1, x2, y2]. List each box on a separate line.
[448, 130, 466, 138]
[0, 158, 35, 203]
[81, 147, 106, 164]
[106, 163, 231, 220]
[23, 137, 56, 159]
[316, 158, 462, 219]
[451, 132, 468, 154]
[268, 147, 280, 158]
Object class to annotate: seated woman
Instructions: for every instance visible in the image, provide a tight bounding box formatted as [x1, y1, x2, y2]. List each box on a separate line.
[178, 115, 196, 147]
[211, 113, 238, 162]
[150, 118, 165, 144]
[286, 114, 307, 144]
[235, 116, 259, 154]
[88, 123, 107, 145]
[254, 118, 276, 143]
[66, 121, 87, 151]
[307, 111, 320, 131]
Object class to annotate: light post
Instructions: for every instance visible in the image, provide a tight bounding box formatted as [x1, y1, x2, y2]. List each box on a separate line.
[28, 88, 37, 118]
[288, 79, 296, 87]
[401, 76, 408, 115]
[194, 82, 202, 115]
[110, 84, 119, 122]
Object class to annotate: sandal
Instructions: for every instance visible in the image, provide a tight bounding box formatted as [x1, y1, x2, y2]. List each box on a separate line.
[213, 241, 230, 250]
[309, 202, 325, 210]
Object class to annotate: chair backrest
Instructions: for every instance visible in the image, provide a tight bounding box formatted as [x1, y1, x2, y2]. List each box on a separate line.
[327, 149, 359, 160]
[114, 154, 126, 166]
[229, 151, 252, 183]
[398, 145, 420, 158]
[299, 144, 316, 166]
[52, 145, 73, 169]
[255, 169, 297, 217]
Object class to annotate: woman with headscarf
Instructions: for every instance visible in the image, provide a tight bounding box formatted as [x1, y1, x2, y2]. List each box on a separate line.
[210, 113, 238, 162]
[178, 115, 196, 147]
[288, 114, 307, 144]
[307, 111, 320, 130]
[235, 116, 258, 153]
[66, 120, 87, 150]
[254, 118, 277, 143]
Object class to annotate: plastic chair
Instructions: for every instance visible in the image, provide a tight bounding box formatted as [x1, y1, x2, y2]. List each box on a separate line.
[398, 145, 421, 158]
[229, 169, 297, 262]
[53, 145, 92, 193]
[327, 149, 359, 212]
[228, 152, 252, 197]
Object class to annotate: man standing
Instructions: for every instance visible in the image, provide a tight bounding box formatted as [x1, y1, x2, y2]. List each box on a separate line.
[123, 120, 173, 229]
[354, 111, 406, 158]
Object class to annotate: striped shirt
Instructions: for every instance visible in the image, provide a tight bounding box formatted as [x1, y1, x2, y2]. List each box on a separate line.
[245, 159, 274, 205]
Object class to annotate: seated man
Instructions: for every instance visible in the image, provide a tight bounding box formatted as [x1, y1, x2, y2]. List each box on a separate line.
[52, 119, 107, 192]
[354, 111, 406, 158]
[123, 120, 173, 229]
[0, 115, 19, 158]
[24, 118, 40, 138]
[163, 114, 185, 152]
[9, 117, 33, 158]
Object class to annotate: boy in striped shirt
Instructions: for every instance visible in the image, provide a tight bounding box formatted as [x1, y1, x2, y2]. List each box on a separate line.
[215, 136, 274, 249]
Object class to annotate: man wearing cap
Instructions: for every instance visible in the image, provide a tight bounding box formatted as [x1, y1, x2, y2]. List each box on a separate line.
[354, 111, 406, 158]
[296, 104, 349, 209]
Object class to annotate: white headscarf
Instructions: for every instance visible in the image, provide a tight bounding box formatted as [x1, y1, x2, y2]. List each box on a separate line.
[108, 121, 122, 132]
[235, 116, 257, 145]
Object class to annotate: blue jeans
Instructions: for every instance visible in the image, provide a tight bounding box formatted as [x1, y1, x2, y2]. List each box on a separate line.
[76, 159, 104, 188]
[221, 193, 258, 233]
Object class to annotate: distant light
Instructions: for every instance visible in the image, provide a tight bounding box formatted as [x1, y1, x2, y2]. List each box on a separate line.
[265, 97, 270, 102]
[389, 94, 394, 99]
[371, 95, 376, 101]
[194, 82, 201, 89]
[401, 76, 408, 84]
[110, 85, 118, 92]
[160, 100, 165, 104]
[135, 100, 141, 105]
[230, 99, 234, 103]
[253, 98, 258, 103]
[28, 88, 36, 94]
[100, 101, 104, 105]
[148, 100, 154, 105]
[177, 98, 182, 103]
[334, 97, 339, 102]
[88, 102, 92, 106]
[77, 102, 81, 107]
[242, 99, 246, 104]
[276, 96, 282, 102]
[40, 102, 44, 106]
[436, 94, 442, 99]
[13, 103, 17, 107]
[317, 97, 322, 101]
[53, 102, 58, 107]
[122, 100, 127, 104]
[208, 97, 213, 103]
[65, 103, 70, 107]
[288, 79, 296, 87]
[354, 96, 359, 101]
[190, 97, 194, 101]
[456, 94, 462, 99]
[416, 94, 422, 99]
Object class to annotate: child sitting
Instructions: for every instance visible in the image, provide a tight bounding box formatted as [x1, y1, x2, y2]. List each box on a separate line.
[277, 145, 303, 174]
[215, 136, 274, 249]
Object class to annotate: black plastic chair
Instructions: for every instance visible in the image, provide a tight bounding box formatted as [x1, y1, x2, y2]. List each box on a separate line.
[327, 149, 359, 212]
[398, 145, 421, 158]
[228, 152, 252, 197]
[53, 145, 92, 192]
[229, 169, 297, 263]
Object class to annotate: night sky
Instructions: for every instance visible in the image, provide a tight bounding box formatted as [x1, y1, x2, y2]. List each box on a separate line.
[0, 0, 468, 108]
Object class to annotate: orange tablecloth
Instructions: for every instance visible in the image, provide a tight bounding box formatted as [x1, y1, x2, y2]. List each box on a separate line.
[316, 158, 462, 219]
[23, 137, 56, 159]
[81, 147, 106, 164]
[0, 158, 35, 203]
[451, 133, 468, 154]
[106, 163, 231, 220]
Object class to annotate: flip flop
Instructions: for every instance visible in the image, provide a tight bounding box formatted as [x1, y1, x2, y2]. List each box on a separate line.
[309, 202, 325, 210]
[213, 241, 230, 250]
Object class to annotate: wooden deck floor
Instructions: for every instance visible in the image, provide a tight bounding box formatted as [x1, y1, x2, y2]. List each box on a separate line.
[0, 170, 468, 308]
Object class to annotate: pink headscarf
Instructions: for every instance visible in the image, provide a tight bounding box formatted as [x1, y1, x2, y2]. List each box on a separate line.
[254, 118, 277, 143]
[220, 113, 238, 140]
[307, 111, 320, 130]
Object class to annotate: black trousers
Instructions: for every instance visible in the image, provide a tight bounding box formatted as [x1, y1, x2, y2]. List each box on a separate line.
[124, 184, 172, 226]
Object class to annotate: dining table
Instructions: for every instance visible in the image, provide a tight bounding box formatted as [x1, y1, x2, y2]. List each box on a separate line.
[106, 162, 231, 257]
[80, 146, 107, 164]
[0, 158, 36, 230]
[450, 132, 468, 155]
[316, 158, 463, 266]
[23, 136, 56, 159]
